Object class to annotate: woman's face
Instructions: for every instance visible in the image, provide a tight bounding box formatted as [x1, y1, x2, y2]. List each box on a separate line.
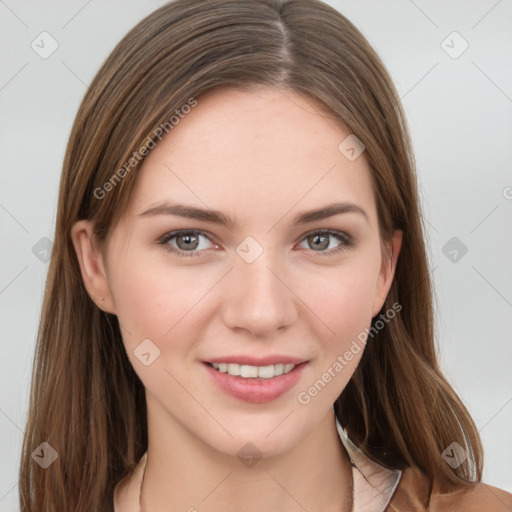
[73, 86, 401, 458]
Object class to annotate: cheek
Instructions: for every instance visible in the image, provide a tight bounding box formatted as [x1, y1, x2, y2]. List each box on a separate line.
[111, 269, 167, 339]
[294, 267, 378, 409]
[110, 252, 215, 358]
[305, 258, 381, 339]
[109, 257, 206, 399]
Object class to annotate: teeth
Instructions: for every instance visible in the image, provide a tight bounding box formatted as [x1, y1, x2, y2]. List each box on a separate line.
[228, 363, 239, 375]
[210, 362, 297, 379]
[257, 365, 276, 379]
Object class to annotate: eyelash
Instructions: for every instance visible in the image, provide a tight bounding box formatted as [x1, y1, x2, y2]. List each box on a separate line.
[157, 229, 355, 259]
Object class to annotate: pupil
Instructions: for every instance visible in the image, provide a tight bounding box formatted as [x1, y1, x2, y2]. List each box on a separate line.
[179, 234, 198, 250]
[311, 234, 328, 250]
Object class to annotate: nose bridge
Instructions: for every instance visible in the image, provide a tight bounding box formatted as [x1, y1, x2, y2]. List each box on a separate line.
[224, 236, 296, 335]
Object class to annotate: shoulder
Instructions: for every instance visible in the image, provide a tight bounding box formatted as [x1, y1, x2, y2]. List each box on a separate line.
[389, 465, 512, 511]
[430, 482, 512, 512]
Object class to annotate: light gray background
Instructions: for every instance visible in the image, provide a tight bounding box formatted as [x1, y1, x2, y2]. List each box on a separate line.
[1, 0, 511, 509]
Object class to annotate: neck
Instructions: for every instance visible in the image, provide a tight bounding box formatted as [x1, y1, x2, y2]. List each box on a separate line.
[139, 402, 353, 512]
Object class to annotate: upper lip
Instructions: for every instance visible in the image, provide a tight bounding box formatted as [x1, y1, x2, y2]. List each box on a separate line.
[205, 355, 308, 366]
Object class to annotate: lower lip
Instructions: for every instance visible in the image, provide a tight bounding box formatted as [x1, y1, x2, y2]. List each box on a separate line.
[203, 362, 308, 404]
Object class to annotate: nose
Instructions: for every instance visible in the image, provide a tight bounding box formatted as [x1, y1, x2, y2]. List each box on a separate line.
[221, 248, 298, 338]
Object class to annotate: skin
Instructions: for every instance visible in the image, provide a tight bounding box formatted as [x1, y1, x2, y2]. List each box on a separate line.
[71, 86, 402, 512]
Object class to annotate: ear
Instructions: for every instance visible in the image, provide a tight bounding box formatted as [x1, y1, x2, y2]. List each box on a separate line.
[371, 229, 403, 317]
[70, 220, 116, 314]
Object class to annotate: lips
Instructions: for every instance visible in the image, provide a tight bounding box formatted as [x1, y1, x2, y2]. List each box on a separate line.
[202, 357, 308, 404]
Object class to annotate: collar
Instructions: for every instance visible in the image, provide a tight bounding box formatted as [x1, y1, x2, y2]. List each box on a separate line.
[335, 417, 403, 512]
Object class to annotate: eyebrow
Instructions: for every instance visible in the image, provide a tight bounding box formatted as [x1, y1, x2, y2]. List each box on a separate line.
[138, 201, 370, 228]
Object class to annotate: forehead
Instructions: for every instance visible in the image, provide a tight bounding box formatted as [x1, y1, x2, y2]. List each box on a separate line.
[125, 86, 377, 227]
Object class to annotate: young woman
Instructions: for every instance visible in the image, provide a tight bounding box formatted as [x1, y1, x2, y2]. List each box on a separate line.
[19, 1, 512, 511]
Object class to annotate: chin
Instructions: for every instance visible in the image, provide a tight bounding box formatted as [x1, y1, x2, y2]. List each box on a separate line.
[209, 429, 298, 461]
[198, 408, 314, 460]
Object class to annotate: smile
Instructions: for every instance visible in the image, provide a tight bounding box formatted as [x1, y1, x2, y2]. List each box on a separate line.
[209, 362, 296, 379]
[203, 361, 308, 404]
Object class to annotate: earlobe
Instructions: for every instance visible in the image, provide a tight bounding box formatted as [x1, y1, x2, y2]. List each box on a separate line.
[70, 220, 115, 313]
[371, 230, 403, 317]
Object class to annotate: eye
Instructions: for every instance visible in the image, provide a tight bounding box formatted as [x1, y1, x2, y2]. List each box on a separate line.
[297, 230, 354, 257]
[158, 230, 218, 257]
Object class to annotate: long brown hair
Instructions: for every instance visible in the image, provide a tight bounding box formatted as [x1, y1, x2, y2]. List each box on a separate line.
[19, 0, 483, 510]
